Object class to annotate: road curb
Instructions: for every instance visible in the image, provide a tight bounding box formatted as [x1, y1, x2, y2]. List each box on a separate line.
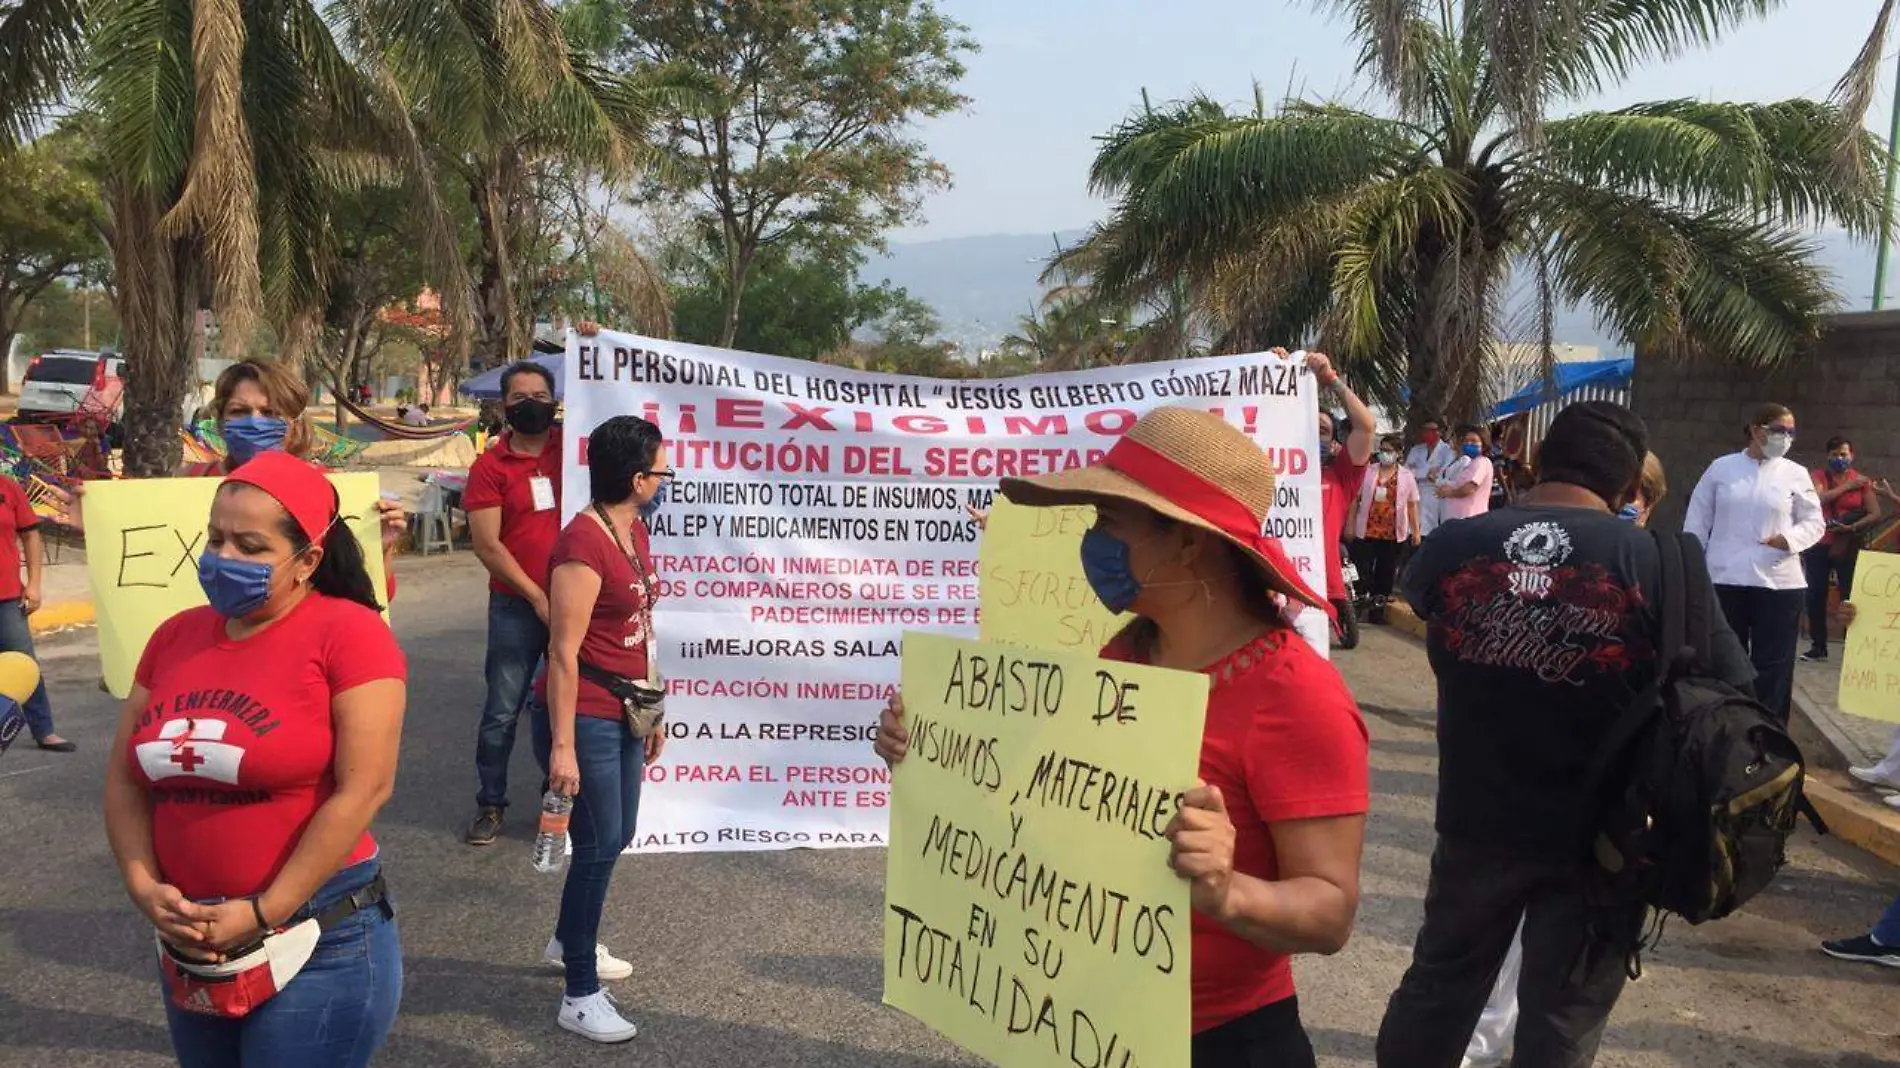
[31, 599, 94, 635]
[1804, 773, 1900, 869]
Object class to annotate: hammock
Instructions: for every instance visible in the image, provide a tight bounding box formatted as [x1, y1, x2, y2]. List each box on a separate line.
[190, 419, 368, 470]
[328, 387, 477, 441]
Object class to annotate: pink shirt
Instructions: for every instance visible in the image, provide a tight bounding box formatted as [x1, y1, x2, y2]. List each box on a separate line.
[1439, 454, 1494, 521]
[1351, 464, 1420, 541]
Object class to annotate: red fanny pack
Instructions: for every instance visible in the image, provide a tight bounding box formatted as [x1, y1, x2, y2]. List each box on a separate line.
[159, 874, 390, 1019]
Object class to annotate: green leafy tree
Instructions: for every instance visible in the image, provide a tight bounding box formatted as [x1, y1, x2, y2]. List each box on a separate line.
[1068, 2, 1888, 425]
[618, 0, 974, 347]
[670, 231, 937, 360]
[0, 121, 108, 392]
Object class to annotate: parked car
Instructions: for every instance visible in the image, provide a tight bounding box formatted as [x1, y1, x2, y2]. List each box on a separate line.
[17, 350, 111, 421]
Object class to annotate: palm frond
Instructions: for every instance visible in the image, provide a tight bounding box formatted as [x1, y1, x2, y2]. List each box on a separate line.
[1526, 174, 1835, 366]
[1829, 0, 1898, 175]
[88, 0, 194, 195]
[1083, 98, 1416, 299]
[1540, 99, 1885, 234]
[0, 0, 87, 145]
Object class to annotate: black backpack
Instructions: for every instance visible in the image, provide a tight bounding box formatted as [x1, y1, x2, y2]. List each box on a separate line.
[1583, 531, 1805, 926]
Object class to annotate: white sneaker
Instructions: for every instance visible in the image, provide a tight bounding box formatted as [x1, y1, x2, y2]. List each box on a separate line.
[544, 937, 634, 981]
[1884, 794, 1900, 811]
[1850, 766, 1900, 791]
[558, 989, 638, 1044]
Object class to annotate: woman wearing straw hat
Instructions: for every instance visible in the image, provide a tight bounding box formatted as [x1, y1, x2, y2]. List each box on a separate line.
[874, 407, 1370, 1067]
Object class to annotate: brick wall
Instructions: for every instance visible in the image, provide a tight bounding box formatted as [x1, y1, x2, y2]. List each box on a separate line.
[1633, 310, 1900, 532]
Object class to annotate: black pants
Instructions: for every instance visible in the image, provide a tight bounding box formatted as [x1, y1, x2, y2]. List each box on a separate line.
[1714, 584, 1806, 725]
[1193, 997, 1315, 1068]
[1801, 545, 1857, 651]
[1376, 838, 1645, 1068]
[1352, 538, 1403, 600]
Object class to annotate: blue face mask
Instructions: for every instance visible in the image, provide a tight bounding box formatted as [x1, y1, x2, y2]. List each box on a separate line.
[197, 553, 276, 618]
[222, 417, 289, 465]
[1079, 529, 1142, 614]
[1461, 443, 1481, 458]
[1830, 456, 1852, 474]
[1617, 503, 1642, 523]
[640, 479, 666, 522]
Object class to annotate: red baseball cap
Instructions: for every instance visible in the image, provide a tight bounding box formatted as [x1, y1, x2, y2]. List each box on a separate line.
[222, 451, 338, 544]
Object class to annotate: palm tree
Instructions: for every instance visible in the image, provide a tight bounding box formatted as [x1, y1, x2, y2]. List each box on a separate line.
[377, 3, 694, 370]
[1069, 1, 1888, 427]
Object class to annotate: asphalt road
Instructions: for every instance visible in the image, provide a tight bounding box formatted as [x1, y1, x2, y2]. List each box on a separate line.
[4, 553, 1900, 1067]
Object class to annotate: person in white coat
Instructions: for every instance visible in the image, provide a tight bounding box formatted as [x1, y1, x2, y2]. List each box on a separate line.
[1682, 402, 1824, 725]
[1405, 419, 1456, 537]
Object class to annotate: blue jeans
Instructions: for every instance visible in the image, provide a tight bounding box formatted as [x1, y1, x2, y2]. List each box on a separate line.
[162, 860, 402, 1068]
[0, 598, 55, 739]
[476, 590, 550, 809]
[556, 715, 644, 997]
[1874, 894, 1900, 944]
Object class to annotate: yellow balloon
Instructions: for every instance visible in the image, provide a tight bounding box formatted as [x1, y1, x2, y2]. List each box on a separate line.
[0, 651, 41, 705]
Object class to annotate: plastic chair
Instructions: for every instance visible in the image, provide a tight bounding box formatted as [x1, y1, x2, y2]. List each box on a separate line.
[410, 483, 454, 556]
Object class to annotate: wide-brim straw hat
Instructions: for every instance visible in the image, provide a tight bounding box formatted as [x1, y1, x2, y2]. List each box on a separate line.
[999, 406, 1327, 611]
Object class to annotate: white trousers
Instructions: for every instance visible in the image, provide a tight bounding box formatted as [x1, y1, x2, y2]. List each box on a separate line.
[1461, 916, 1526, 1068]
[1866, 727, 1900, 782]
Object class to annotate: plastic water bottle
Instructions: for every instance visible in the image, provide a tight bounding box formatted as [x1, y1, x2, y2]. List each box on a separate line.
[532, 791, 572, 874]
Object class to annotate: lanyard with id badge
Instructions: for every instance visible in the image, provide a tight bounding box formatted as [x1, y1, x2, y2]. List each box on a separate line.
[529, 475, 557, 512]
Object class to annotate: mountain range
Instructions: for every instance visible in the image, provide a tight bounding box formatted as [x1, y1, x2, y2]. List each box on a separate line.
[864, 228, 1886, 356]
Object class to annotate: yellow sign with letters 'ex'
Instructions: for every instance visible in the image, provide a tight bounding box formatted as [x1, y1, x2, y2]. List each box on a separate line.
[82, 473, 387, 698]
[885, 631, 1207, 1068]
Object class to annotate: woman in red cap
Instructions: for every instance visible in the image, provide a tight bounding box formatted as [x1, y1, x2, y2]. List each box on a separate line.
[874, 406, 1369, 1067]
[102, 450, 408, 1068]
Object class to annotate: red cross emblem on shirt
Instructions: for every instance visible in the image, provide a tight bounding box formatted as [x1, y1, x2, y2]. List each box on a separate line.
[170, 747, 206, 773]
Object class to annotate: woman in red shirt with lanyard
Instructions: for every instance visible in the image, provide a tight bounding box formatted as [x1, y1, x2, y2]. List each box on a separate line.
[102, 451, 407, 1068]
[540, 415, 670, 1043]
[1803, 435, 1882, 662]
[873, 407, 1370, 1067]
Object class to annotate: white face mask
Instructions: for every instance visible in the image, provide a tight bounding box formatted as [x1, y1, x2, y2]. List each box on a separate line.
[1761, 430, 1793, 460]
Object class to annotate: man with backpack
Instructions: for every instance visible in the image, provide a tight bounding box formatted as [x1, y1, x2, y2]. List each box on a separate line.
[1376, 402, 1771, 1068]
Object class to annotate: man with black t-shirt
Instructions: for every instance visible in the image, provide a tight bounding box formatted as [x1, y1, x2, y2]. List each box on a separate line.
[1375, 402, 1753, 1068]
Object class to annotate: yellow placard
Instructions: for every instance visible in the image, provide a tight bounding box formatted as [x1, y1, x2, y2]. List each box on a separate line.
[885, 631, 1206, 1068]
[83, 473, 389, 698]
[1840, 551, 1900, 722]
[978, 500, 1130, 654]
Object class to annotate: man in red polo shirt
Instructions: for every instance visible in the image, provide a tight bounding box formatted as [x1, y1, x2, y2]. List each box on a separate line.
[1311, 352, 1376, 633]
[464, 360, 563, 845]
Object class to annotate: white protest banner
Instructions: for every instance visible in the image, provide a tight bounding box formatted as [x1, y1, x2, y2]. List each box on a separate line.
[562, 331, 1322, 853]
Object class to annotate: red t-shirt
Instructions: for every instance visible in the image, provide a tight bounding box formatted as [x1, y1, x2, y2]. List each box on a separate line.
[0, 475, 40, 602]
[127, 594, 407, 900]
[1106, 627, 1369, 1033]
[535, 511, 659, 720]
[1815, 466, 1870, 547]
[464, 429, 563, 596]
[1320, 449, 1369, 600]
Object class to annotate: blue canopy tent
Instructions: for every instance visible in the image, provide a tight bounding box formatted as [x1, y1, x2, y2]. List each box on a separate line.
[1489, 356, 1634, 457]
[1492, 357, 1634, 420]
[461, 352, 566, 401]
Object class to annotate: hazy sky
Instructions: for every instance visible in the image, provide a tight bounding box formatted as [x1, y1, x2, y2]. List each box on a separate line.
[898, 1, 1888, 242]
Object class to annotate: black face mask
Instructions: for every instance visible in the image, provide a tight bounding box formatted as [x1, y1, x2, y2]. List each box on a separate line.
[505, 398, 557, 435]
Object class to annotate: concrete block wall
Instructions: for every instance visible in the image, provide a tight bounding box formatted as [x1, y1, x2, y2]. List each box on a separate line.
[1633, 310, 1900, 533]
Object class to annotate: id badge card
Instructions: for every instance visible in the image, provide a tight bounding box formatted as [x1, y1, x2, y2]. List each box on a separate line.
[529, 476, 556, 512]
[1374, 486, 1389, 502]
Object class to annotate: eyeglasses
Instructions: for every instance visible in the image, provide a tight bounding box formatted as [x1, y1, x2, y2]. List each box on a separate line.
[1761, 426, 1797, 438]
[642, 469, 676, 479]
